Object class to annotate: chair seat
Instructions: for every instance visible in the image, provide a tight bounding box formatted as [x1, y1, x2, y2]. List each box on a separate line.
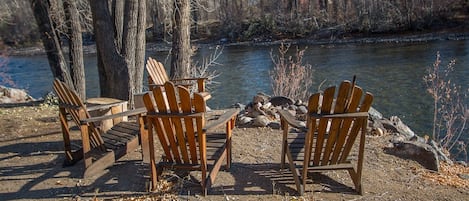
[101, 121, 140, 150]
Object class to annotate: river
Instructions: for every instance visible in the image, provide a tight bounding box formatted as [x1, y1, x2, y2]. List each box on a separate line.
[3, 40, 469, 136]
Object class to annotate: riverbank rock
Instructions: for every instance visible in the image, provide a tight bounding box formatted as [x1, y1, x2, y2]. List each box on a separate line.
[0, 85, 35, 104]
[382, 116, 416, 138]
[385, 140, 440, 171]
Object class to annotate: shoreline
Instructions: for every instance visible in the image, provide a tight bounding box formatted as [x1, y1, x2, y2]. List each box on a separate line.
[6, 30, 469, 57]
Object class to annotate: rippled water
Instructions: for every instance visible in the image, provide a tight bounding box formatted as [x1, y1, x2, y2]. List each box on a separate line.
[3, 40, 469, 136]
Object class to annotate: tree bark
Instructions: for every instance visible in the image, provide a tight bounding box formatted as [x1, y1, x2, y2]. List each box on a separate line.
[134, 0, 146, 94]
[63, 0, 85, 99]
[111, 0, 124, 51]
[89, 0, 129, 100]
[31, 0, 73, 87]
[89, 0, 145, 105]
[170, 0, 191, 79]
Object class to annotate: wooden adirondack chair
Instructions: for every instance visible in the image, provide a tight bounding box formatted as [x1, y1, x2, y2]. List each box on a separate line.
[53, 79, 147, 177]
[278, 80, 373, 195]
[142, 81, 238, 195]
[146, 57, 211, 100]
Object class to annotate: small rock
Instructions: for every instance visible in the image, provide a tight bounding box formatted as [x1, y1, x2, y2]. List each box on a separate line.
[268, 122, 281, 129]
[456, 161, 467, 167]
[382, 116, 415, 138]
[252, 115, 271, 127]
[371, 127, 384, 136]
[261, 102, 272, 110]
[288, 105, 298, 111]
[253, 93, 270, 104]
[295, 99, 303, 106]
[238, 116, 253, 125]
[232, 103, 246, 110]
[368, 106, 383, 120]
[297, 105, 308, 115]
[298, 121, 306, 128]
[458, 174, 469, 180]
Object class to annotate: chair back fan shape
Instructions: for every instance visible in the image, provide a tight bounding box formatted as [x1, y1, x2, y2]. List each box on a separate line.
[279, 80, 373, 195]
[144, 81, 239, 195]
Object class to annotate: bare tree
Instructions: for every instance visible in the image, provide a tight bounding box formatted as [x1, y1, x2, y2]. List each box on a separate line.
[89, 0, 146, 105]
[31, 0, 73, 92]
[63, 0, 85, 98]
[170, 0, 191, 79]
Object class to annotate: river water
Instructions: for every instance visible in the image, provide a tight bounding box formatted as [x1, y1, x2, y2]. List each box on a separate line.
[3, 40, 469, 136]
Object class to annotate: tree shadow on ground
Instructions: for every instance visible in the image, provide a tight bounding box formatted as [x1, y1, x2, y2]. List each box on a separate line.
[0, 138, 149, 200]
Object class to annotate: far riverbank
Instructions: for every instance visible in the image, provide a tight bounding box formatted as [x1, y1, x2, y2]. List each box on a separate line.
[5, 30, 469, 56]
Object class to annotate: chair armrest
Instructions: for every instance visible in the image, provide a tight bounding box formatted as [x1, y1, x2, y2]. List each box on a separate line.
[310, 112, 369, 119]
[80, 107, 147, 124]
[204, 108, 240, 132]
[278, 110, 305, 129]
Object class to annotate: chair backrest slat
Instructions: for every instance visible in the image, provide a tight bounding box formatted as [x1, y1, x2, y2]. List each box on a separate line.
[143, 89, 173, 161]
[340, 93, 373, 162]
[179, 88, 199, 163]
[147, 57, 170, 85]
[144, 82, 206, 165]
[312, 86, 335, 166]
[53, 79, 104, 148]
[308, 80, 373, 167]
[330, 86, 363, 164]
[321, 81, 351, 165]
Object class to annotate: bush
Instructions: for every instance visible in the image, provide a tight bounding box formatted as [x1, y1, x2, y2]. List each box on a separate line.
[269, 43, 314, 102]
[424, 52, 468, 161]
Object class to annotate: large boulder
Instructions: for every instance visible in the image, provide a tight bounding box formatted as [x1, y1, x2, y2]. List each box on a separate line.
[269, 96, 294, 106]
[385, 140, 440, 171]
[381, 116, 415, 138]
[0, 85, 35, 104]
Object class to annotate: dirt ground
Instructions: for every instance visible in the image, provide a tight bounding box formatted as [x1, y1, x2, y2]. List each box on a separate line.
[0, 104, 468, 201]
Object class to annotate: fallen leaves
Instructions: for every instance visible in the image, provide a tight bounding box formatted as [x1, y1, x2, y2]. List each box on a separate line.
[418, 162, 469, 188]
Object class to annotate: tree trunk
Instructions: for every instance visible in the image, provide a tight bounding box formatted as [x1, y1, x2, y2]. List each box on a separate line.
[134, 0, 146, 94]
[63, 0, 85, 99]
[112, 0, 124, 51]
[122, 0, 138, 98]
[31, 0, 73, 88]
[89, 0, 145, 106]
[170, 0, 191, 79]
[90, 0, 129, 100]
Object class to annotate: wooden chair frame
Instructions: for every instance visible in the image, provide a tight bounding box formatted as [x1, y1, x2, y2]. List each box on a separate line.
[142, 81, 238, 195]
[53, 79, 147, 177]
[278, 80, 373, 195]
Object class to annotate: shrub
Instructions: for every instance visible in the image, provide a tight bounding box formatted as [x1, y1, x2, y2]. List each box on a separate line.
[424, 52, 468, 161]
[269, 43, 314, 102]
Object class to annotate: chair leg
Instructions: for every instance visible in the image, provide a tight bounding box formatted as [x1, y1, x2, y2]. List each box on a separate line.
[286, 147, 304, 195]
[150, 165, 161, 191]
[348, 169, 363, 195]
[225, 119, 233, 170]
[280, 119, 288, 169]
[201, 168, 207, 196]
